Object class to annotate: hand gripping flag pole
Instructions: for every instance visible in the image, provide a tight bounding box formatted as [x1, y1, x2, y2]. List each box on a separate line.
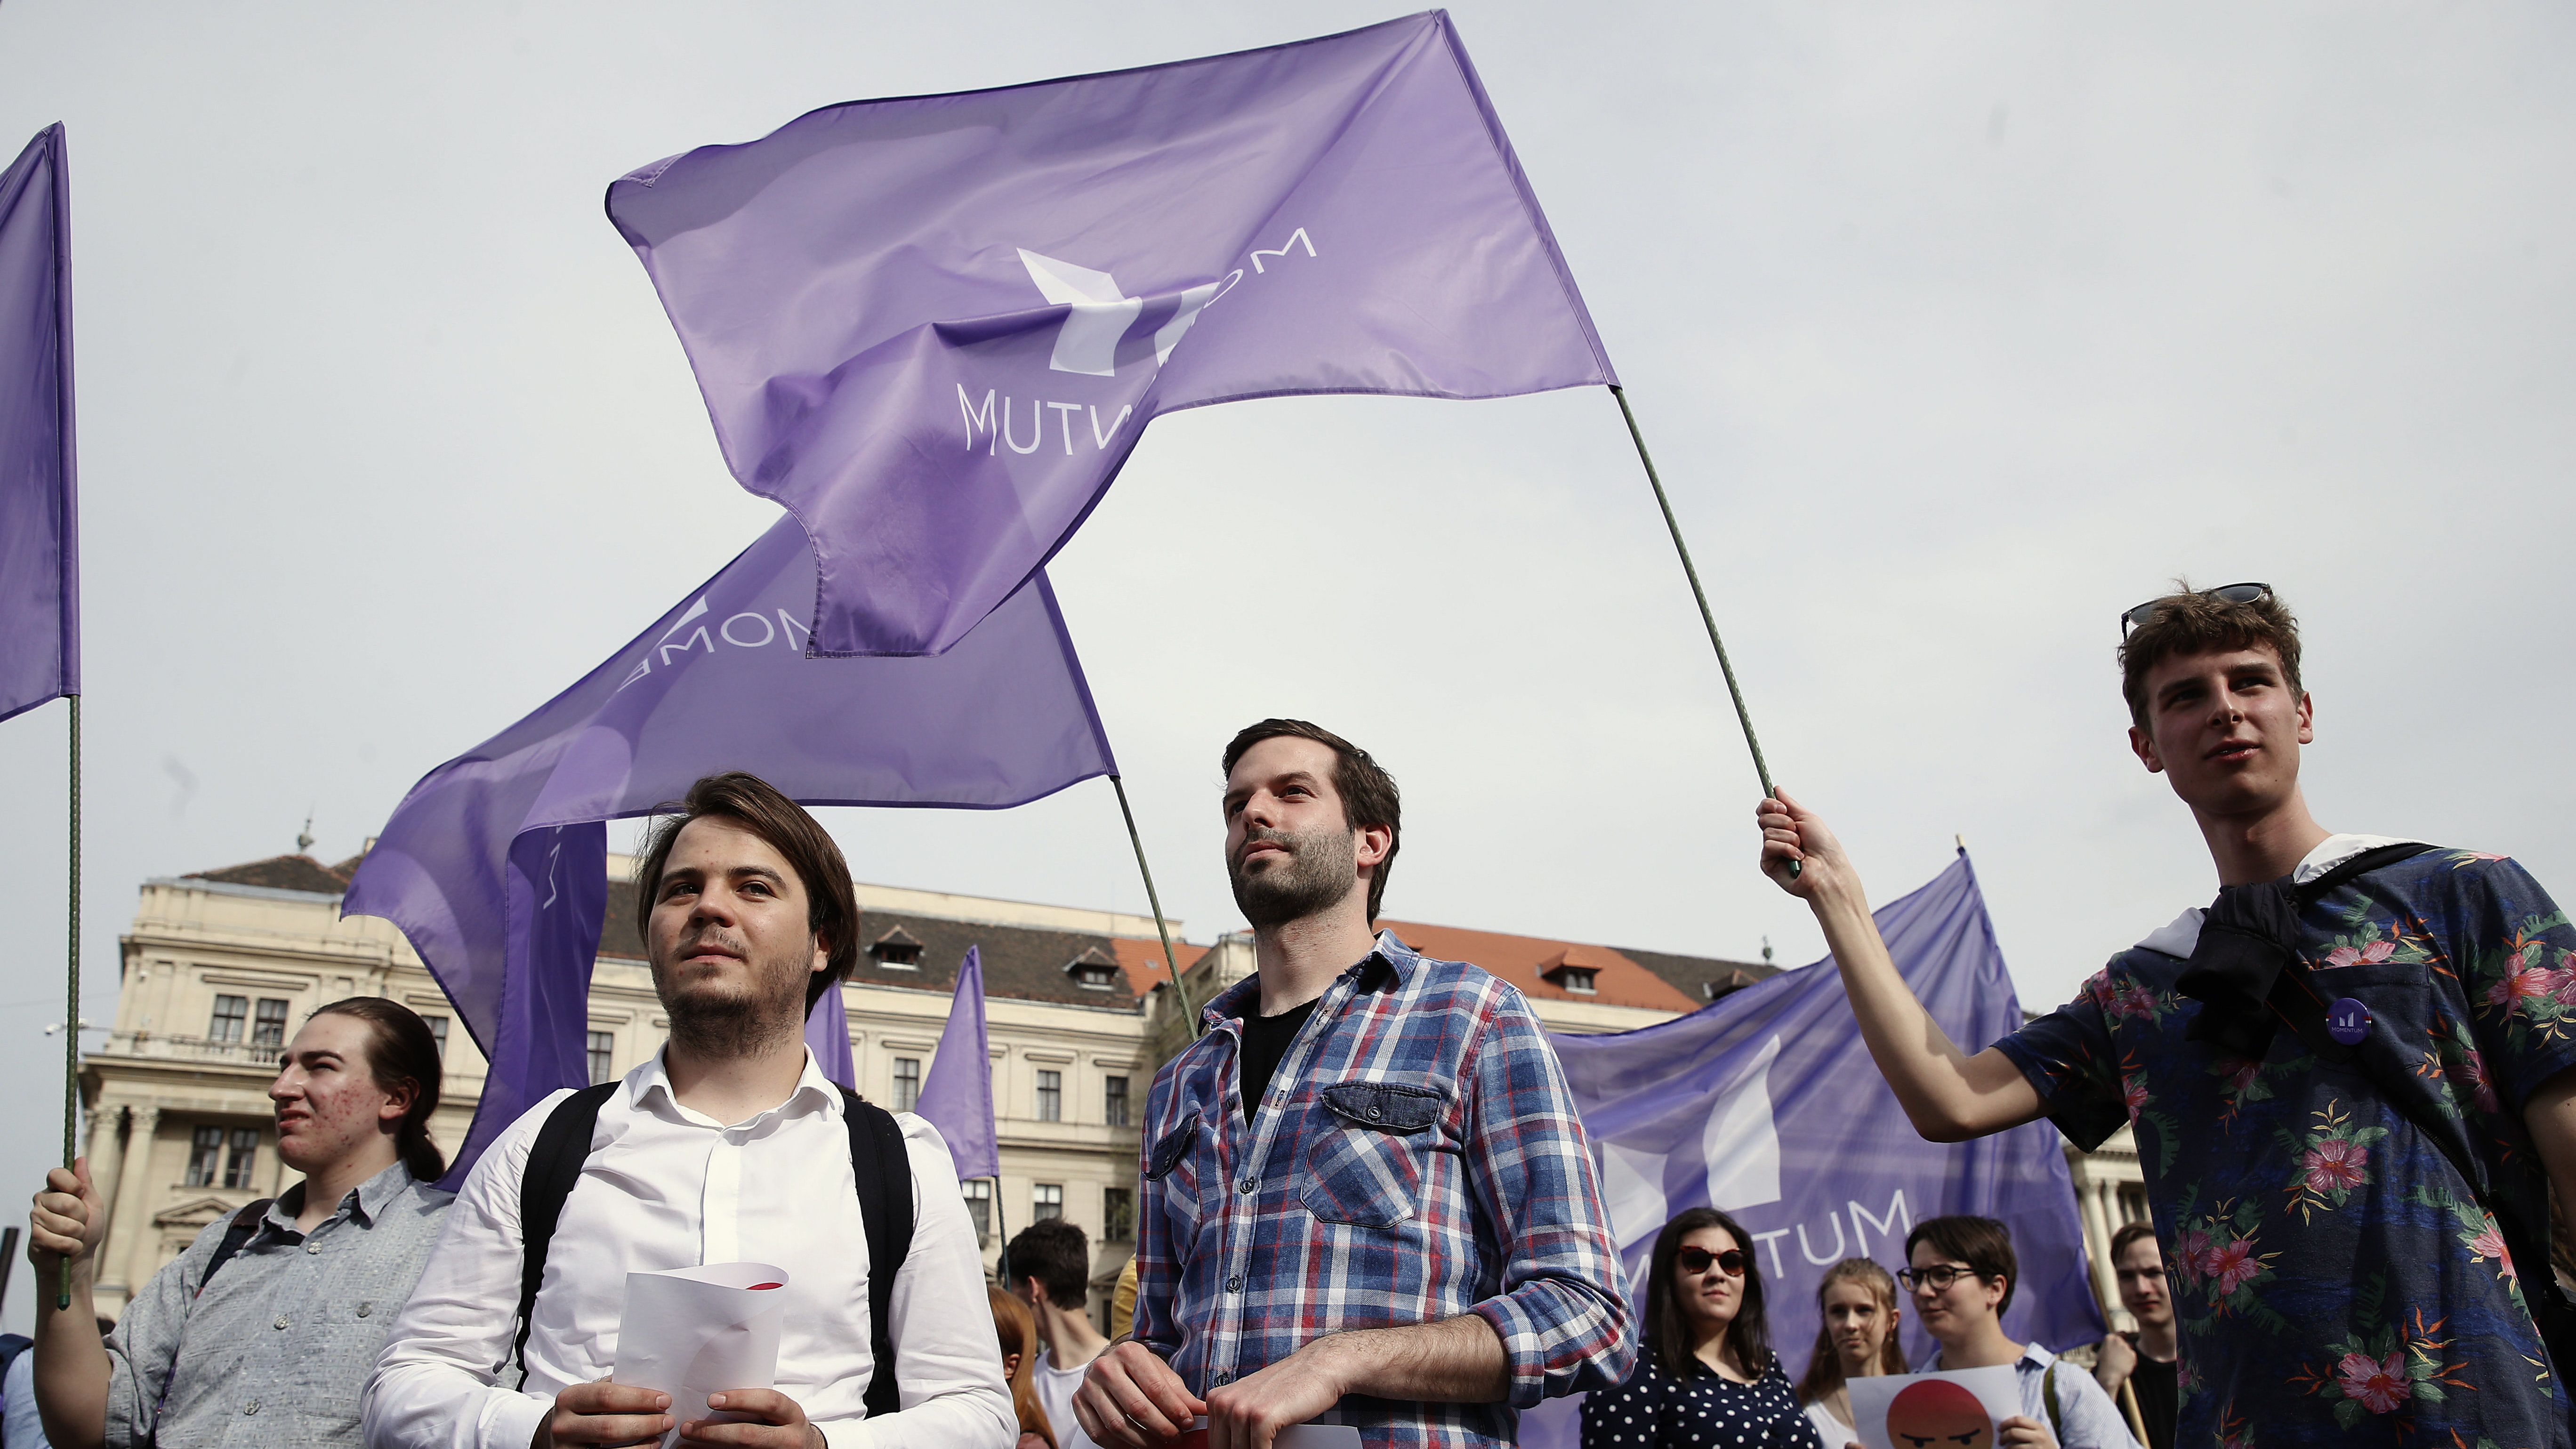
[1610, 386, 1796, 878]
[62, 694, 80, 1308]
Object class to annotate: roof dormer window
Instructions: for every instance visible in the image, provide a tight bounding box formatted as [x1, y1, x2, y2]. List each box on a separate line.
[1559, 967, 1597, 994]
[869, 926, 924, 968]
[1065, 945, 1119, 991]
[1538, 948, 1608, 996]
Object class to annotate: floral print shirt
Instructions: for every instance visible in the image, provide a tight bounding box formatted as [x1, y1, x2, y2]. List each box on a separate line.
[1996, 841, 2576, 1449]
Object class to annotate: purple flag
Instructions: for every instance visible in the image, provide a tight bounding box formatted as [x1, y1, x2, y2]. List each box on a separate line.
[806, 977, 855, 1091]
[608, 11, 1612, 657]
[1517, 853, 2104, 1449]
[912, 947, 998, 1180]
[343, 518, 1114, 1181]
[0, 124, 77, 724]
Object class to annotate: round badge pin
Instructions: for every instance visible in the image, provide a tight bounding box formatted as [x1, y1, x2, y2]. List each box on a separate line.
[2326, 997, 2371, 1046]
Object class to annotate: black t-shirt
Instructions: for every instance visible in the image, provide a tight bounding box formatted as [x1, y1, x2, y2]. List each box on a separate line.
[2120, 1333, 2177, 1449]
[1237, 997, 1320, 1120]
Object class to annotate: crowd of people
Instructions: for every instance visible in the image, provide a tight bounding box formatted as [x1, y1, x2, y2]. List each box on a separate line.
[6, 584, 2569, 1449]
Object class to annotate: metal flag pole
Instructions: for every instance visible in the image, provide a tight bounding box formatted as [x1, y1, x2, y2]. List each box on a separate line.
[61, 692, 81, 1309]
[1610, 386, 1796, 879]
[1110, 775, 1200, 1037]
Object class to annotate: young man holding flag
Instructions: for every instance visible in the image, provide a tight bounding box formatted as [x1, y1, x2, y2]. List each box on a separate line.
[1757, 585, 2576, 1446]
[1078, 720, 1633, 1449]
[363, 773, 1013, 1449]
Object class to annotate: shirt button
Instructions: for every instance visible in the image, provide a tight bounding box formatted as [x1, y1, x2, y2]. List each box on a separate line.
[1237, 1178, 1256, 1195]
[272, 1315, 289, 1330]
[1366, 1105, 1382, 1119]
[357, 1302, 373, 1318]
[243, 1401, 261, 1416]
[304, 1241, 322, 1255]
[1226, 1274, 1243, 1292]
[1211, 1371, 1232, 1386]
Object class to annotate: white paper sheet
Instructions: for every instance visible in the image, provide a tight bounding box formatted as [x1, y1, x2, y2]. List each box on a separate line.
[610, 1262, 790, 1449]
[1168, 1422, 1362, 1448]
[1846, 1365, 2024, 1449]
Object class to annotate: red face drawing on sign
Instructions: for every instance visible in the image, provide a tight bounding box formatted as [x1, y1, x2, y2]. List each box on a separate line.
[1885, 1378, 1993, 1449]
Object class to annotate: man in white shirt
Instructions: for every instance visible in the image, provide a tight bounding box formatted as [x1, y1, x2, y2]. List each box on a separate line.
[1003, 1221, 1104, 1449]
[363, 771, 1014, 1449]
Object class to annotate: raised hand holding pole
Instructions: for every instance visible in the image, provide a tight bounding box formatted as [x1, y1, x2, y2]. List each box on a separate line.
[1610, 386, 1796, 878]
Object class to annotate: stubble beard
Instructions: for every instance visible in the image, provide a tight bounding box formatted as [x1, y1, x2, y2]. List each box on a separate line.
[653, 947, 808, 1060]
[1230, 823, 1359, 927]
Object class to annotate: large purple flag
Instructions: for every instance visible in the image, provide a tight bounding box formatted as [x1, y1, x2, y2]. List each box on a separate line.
[343, 518, 1114, 1180]
[608, 11, 1612, 658]
[1517, 853, 2104, 1449]
[912, 947, 998, 1181]
[0, 124, 77, 724]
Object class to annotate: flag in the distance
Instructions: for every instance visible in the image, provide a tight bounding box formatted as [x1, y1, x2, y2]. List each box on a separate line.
[913, 946, 999, 1181]
[0, 123, 77, 724]
[1515, 853, 2103, 1449]
[608, 10, 1613, 658]
[343, 518, 1116, 1180]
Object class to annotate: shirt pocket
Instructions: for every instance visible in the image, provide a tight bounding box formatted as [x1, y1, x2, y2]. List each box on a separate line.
[1297, 1080, 1444, 1229]
[1147, 1109, 1206, 1236]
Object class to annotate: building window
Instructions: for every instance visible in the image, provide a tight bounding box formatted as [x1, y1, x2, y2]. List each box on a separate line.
[1103, 1186, 1134, 1241]
[251, 998, 290, 1048]
[1033, 1183, 1063, 1222]
[893, 1057, 921, 1114]
[1104, 1074, 1130, 1128]
[186, 1126, 223, 1186]
[963, 1178, 991, 1241]
[209, 995, 248, 1044]
[1037, 1070, 1062, 1123]
[424, 1015, 449, 1062]
[223, 1128, 260, 1188]
[1063, 946, 1119, 990]
[588, 1031, 616, 1086]
[869, 926, 924, 968]
[1559, 968, 1597, 995]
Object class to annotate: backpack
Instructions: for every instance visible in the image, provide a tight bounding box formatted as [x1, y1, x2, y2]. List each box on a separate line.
[196, 1199, 274, 1294]
[511, 1082, 915, 1418]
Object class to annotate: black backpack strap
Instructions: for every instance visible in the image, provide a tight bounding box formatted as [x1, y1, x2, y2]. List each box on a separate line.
[515, 1082, 619, 1386]
[194, 1198, 274, 1297]
[2270, 842, 2576, 1368]
[839, 1088, 914, 1420]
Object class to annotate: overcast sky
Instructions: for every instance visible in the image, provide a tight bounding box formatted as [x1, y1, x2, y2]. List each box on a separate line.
[3, 0, 2571, 1328]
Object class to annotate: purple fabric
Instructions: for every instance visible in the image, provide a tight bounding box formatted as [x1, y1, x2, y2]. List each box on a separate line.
[0, 124, 77, 724]
[1518, 853, 2106, 1449]
[806, 977, 855, 1090]
[342, 518, 1113, 1182]
[912, 946, 998, 1180]
[608, 11, 1612, 657]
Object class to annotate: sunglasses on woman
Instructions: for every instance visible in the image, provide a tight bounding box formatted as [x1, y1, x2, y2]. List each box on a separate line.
[2118, 581, 2271, 638]
[1676, 1247, 1747, 1276]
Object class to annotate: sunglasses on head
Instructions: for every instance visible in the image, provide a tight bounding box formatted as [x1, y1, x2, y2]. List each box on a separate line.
[2118, 581, 2271, 639]
[1676, 1246, 1748, 1276]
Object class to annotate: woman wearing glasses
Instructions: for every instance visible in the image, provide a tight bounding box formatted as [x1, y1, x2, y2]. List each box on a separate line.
[1901, 1217, 2137, 1449]
[1580, 1208, 1823, 1449]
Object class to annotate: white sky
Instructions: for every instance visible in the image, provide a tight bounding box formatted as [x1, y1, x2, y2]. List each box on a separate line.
[3, 0, 2572, 1329]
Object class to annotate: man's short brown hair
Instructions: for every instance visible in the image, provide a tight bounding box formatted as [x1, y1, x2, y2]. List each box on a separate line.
[2117, 581, 2303, 733]
[1221, 719, 1401, 923]
[1906, 1214, 2019, 1314]
[2109, 1220, 2159, 1263]
[633, 772, 859, 1014]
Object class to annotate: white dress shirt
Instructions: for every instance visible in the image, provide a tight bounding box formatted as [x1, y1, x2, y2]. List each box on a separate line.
[363, 1047, 1013, 1449]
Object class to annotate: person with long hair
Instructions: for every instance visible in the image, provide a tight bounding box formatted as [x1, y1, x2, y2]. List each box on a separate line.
[1795, 1258, 1904, 1448]
[25, 996, 454, 1449]
[990, 1285, 1061, 1449]
[1581, 1208, 1824, 1448]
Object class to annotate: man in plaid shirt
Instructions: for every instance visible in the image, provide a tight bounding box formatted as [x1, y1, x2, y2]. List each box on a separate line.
[1076, 719, 1636, 1449]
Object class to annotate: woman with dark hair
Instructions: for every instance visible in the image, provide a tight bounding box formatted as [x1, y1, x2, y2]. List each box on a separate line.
[1795, 1258, 1905, 1449]
[25, 996, 454, 1449]
[1581, 1208, 1824, 1449]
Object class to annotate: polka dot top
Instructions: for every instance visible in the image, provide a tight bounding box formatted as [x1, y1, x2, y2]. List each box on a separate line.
[1579, 1354, 1827, 1449]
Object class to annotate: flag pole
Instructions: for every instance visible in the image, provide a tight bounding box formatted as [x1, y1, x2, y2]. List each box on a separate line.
[1610, 386, 1796, 879]
[1110, 776, 1200, 1037]
[60, 691, 80, 1310]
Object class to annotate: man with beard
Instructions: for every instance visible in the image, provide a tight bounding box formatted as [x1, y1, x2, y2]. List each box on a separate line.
[1075, 720, 1633, 1449]
[364, 772, 1013, 1449]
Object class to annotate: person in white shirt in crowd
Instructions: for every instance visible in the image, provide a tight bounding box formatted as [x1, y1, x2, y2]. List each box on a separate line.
[1004, 1221, 1105, 1449]
[1795, 1258, 1905, 1449]
[363, 772, 1013, 1449]
[1900, 1217, 2136, 1449]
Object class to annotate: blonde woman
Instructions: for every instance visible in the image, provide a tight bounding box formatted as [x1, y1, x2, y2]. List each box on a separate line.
[988, 1286, 1060, 1449]
[1795, 1258, 1906, 1449]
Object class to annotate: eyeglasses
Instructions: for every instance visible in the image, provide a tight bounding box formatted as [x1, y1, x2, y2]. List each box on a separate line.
[1676, 1247, 1748, 1277]
[1897, 1264, 1985, 1293]
[2118, 582, 2271, 639]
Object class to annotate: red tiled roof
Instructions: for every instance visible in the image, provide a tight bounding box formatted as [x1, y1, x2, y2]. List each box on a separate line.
[1378, 920, 1702, 1013]
[1110, 935, 1207, 996]
[185, 853, 355, 895]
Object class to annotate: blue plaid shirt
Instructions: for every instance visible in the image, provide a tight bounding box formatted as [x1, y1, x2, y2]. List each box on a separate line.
[1133, 931, 1635, 1448]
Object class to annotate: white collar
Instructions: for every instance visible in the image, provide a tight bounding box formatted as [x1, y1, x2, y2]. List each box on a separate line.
[629, 1043, 842, 1128]
[2134, 833, 2421, 958]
